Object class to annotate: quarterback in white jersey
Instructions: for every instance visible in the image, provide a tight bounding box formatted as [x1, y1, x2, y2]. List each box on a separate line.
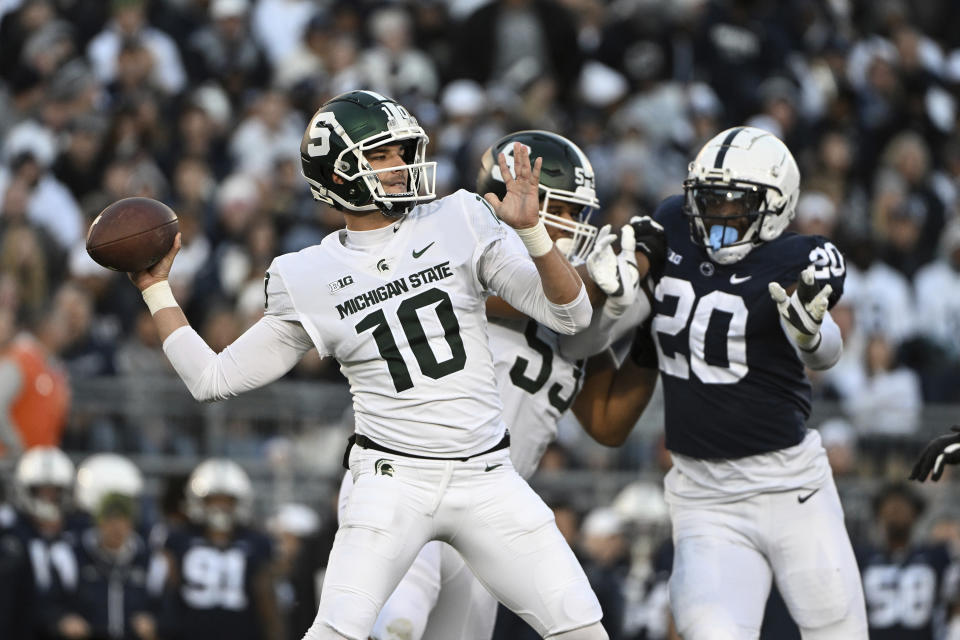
[127, 91, 609, 640]
[364, 132, 666, 640]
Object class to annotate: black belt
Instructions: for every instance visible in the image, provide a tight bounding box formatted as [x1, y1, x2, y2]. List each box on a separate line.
[342, 432, 510, 469]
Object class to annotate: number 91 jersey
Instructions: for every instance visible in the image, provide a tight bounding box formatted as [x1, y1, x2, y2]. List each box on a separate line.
[164, 525, 273, 640]
[652, 195, 845, 459]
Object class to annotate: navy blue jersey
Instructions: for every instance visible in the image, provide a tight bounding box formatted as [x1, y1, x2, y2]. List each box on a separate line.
[652, 195, 845, 459]
[856, 543, 958, 640]
[66, 527, 163, 640]
[4, 509, 80, 638]
[162, 524, 273, 640]
[0, 510, 36, 639]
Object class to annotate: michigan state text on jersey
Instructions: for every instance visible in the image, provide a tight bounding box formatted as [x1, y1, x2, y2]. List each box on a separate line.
[128, 90, 608, 640]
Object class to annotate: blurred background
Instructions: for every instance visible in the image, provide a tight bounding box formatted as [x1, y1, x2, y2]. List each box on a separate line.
[2, 0, 960, 637]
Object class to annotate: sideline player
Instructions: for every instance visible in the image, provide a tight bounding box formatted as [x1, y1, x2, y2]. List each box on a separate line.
[360, 130, 660, 640]
[576, 126, 869, 639]
[127, 91, 606, 640]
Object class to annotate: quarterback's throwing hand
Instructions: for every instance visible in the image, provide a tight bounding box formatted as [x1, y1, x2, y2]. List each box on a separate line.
[587, 224, 639, 317]
[910, 426, 960, 482]
[483, 142, 543, 230]
[768, 264, 832, 350]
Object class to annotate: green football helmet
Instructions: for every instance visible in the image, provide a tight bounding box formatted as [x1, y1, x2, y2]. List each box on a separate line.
[477, 130, 599, 265]
[300, 90, 437, 216]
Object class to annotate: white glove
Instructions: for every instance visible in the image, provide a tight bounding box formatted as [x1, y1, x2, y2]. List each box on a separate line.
[586, 224, 639, 318]
[768, 264, 833, 350]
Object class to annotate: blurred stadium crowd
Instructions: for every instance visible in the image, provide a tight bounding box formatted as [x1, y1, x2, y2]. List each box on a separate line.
[2, 0, 960, 637]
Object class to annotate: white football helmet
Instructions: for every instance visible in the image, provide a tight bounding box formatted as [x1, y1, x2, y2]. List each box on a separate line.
[186, 458, 253, 531]
[75, 454, 144, 515]
[684, 126, 800, 264]
[14, 446, 75, 522]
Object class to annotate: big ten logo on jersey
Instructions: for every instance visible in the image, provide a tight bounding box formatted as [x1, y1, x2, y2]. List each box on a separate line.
[328, 275, 354, 294]
[809, 241, 845, 279]
[181, 546, 248, 610]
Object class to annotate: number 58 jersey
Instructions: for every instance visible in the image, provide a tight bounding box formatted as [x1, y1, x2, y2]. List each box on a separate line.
[266, 190, 512, 458]
[652, 195, 846, 460]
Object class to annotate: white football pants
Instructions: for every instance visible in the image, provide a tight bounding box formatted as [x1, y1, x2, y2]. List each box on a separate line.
[304, 446, 602, 640]
[668, 474, 868, 640]
[367, 539, 498, 640]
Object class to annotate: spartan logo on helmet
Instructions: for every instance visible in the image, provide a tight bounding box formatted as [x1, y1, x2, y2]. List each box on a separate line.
[477, 130, 599, 265]
[300, 90, 437, 217]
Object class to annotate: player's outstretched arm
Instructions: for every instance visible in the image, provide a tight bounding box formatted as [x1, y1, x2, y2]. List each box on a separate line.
[769, 264, 842, 370]
[572, 324, 659, 447]
[484, 142, 584, 306]
[128, 234, 313, 402]
[910, 426, 960, 482]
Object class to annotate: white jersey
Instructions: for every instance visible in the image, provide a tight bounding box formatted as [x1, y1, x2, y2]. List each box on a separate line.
[488, 319, 583, 479]
[263, 190, 588, 457]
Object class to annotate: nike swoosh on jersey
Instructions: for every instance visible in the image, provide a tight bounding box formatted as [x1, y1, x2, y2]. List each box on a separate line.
[412, 242, 435, 258]
[797, 488, 819, 503]
[729, 273, 752, 284]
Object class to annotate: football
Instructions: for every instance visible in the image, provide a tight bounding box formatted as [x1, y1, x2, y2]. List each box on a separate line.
[86, 197, 179, 272]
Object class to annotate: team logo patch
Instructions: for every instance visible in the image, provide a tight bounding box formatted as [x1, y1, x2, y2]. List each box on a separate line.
[374, 458, 395, 477]
[377, 259, 390, 272]
[699, 261, 715, 277]
[328, 275, 355, 293]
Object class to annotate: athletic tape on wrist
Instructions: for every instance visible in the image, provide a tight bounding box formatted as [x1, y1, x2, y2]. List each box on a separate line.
[514, 221, 553, 258]
[142, 281, 178, 315]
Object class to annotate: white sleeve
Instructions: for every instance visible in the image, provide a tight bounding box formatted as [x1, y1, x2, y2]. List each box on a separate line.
[558, 293, 652, 360]
[478, 241, 590, 335]
[162, 315, 315, 402]
[787, 310, 842, 370]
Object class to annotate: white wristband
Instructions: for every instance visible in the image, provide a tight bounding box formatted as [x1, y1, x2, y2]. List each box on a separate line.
[142, 281, 178, 315]
[514, 220, 553, 258]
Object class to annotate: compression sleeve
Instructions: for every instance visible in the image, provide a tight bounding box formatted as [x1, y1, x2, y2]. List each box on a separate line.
[558, 292, 651, 360]
[162, 315, 314, 402]
[787, 310, 842, 370]
[477, 235, 591, 335]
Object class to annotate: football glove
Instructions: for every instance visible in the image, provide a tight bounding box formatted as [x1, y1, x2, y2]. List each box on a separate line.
[768, 264, 832, 350]
[586, 223, 639, 318]
[629, 215, 667, 272]
[909, 426, 960, 482]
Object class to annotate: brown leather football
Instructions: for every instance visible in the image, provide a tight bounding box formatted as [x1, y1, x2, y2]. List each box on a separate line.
[86, 197, 179, 272]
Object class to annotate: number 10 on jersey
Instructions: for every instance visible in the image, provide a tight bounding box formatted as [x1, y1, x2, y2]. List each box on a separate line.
[355, 288, 467, 392]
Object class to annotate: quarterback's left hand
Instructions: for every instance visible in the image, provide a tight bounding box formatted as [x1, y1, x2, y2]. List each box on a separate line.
[587, 224, 639, 318]
[483, 142, 543, 230]
[768, 264, 832, 350]
[909, 426, 960, 482]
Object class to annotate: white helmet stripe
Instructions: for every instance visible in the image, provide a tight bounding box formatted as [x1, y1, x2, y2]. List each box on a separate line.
[359, 90, 390, 103]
